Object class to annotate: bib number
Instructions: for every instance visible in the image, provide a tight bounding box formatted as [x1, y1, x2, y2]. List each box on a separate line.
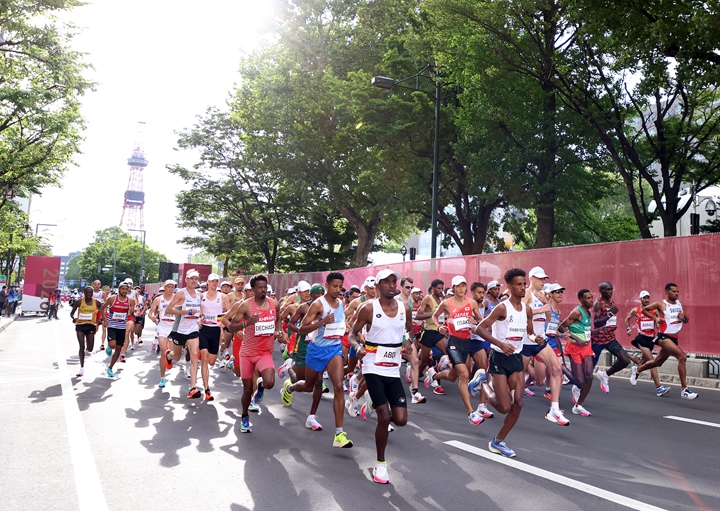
[640, 320, 654, 331]
[606, 316, 617, 327]
[112, 312, 127, 322]
[255, 320, 276, 336]
[546, 322, 558, 336]
[438, 314, 445, 324]
[584, 326, 591, 340]
[453, 316, 473, 331]
[374, 346, 401, 367]
[323, 321, 345, 339]
[78, 313, 93, 321]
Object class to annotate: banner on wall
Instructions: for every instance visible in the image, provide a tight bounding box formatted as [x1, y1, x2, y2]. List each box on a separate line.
[22, 256, 61, 314]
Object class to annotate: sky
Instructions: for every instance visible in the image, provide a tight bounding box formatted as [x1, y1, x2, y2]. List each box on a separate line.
[31, 0, 277, 263]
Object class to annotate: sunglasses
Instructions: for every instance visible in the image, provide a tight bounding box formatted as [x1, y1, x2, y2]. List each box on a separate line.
[404, 286, 412, 289]
[552, 290, 564, 294]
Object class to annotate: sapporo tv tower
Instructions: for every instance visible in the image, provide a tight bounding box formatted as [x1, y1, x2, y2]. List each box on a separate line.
[119, 122, 147, 230]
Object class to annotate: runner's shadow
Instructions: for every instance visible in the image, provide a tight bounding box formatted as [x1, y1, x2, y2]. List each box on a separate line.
[27, 383, 62, 403]
[74, 377, 113, 411]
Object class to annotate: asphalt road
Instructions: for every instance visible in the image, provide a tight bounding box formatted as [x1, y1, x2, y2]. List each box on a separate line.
[1, 314, 719, 511]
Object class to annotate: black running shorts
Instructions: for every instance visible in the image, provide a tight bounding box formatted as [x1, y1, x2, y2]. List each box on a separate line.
[488, 350, 524, 377]
[446, 336, 472, 367]
[631, 334, 656, 351]
[419, 329, 444, 348]
[364, 373, 407, 409]
[75, 323, 97, 335]
[199, 327, 221, 355]
[655, 333, 679, 346]
[170, 331, 200, 346]
[107, 328, 126, 346]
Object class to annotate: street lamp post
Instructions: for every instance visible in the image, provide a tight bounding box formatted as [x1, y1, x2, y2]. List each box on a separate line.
[128, 229, 146, 285]
[372, 65, 442, 259]
[400, 245, 407, 262]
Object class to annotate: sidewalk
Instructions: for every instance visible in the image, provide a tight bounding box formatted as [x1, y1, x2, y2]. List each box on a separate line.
[0, 314, 18, 335]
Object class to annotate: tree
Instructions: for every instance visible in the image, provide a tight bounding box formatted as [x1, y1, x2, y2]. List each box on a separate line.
[0, 202, 49, 282]
[0, 0, 92, 210]
[66, 227, 168, 286]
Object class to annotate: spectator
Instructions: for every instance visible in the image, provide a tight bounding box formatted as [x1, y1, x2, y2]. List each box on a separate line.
[0, 286, 6, 317]
[7, 286, 19, 316]
[48, 289, 59, 319]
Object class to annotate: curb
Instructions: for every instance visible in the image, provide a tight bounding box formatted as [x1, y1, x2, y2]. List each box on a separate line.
[0, 315, 17, 335]
[595, 364, 720, 389]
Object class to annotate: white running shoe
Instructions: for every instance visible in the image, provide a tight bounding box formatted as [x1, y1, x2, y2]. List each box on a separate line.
[476, 403, 494, 418]
[545, 408, 570, 426]
[681, 388, 698, 400]
[572, 404, 591, 417]
[373, 463, 390, 484]
[597, 370, 610, 393]
[323, 371, 329, 379]
[630, 366, 638, 385]
[305, 415, 323, 431]
[436, 355, 451, 372]
[411, 391, 427, 404]
[345, 397, 359, 418]
[562, 374, 570, 385]
[424, 367, 438, 389]
[387, 424, 395, 432]
[76, 368, 84, 377]
[572, 385, 580, 405]
[468, 411, 484, 426]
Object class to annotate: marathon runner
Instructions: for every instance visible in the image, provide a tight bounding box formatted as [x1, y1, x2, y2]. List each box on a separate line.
[592, 281, 633, 393]
[397, 277, 425, 404]
[560, 289, 595, 416]
[147, 279, 177, 388]
[483, 280, 501, 312]
[624, 291, 667, 396]
[282, 272, 353, 448]
[70, 286, 102, 377]
[91, 280, 106, 350]
[417, 279, 447, 395]
[99, 281, 136, 378]
[467, 282, 494, 419]
[349, 269, 410, 484]
[199, 273, 230, 401]
[474, 268, 537, 457]
[631, 283, 698, 400]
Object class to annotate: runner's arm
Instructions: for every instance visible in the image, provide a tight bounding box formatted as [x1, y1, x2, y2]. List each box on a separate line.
[287, 303, 308, 333]
[298, 300, 327, 335]
[70, 300, 80, 321]
[348, 302, 372, 359]
[414, 296, 433, 321]
[147, 296, 160, 323]
[642, 301, 664, 324]
[431, 301, 448, 328]
[227, 300, 251, 333]
[474, 304, 514, 355]
[559, 309, 585, 345]
[624, 307, 637, 334]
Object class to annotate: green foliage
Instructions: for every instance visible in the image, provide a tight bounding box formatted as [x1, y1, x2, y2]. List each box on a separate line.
[700, 219, 720, 234]
[0, 201, 49, 282]
[65, 227, 168, 286]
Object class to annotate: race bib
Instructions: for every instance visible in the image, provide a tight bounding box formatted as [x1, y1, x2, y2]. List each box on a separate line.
[374, 345, 401, 367]
[78, 313, 93, 321]
[453, 316, 473, 331]
[606, 316, 617, 327]
[112, 312, 127, 322]
[546, 322, 558, 336]
[255, 320, 276, 336]
[438, 314, 445, 324]
[323, 321, 345, 339]
[584, 326, 591, 339]
[640, 320, 654, 331]
[203, 314, 219, 326]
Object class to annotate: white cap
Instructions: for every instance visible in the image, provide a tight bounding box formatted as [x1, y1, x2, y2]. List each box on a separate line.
[221, 281, 231, 287]
[547, 283, 565, 293]
[350, 285, 361, 292]
[164, 279, 176, 287]
[639, 290, 650, 299]
[207, 273, 221, 281]
[268, 285, 275, 294]
[186, 269, 199, 278]
[411, 287, 422, 294]
[118, 281, 130, 288]
[375, 269, 402, 283]
[529, 266, 549, 279]
[486, 280, 500, 290]
[287, 287, 296, 294]
[244, 283, 251, 290]
[542, 283, 552, 294]
[363, 276, 376, 288]
[124, 277, 133, 284]
[451, 275, 467, 287]
[296, 280, 311, 292]
[446, 289, 455, 296]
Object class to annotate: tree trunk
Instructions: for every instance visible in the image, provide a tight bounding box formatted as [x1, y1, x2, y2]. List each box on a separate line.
[535, 203, 556, 248]
[350, 224, 377, 268]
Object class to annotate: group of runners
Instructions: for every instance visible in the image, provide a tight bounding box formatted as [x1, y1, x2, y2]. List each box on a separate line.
[68, 266, 698, 485]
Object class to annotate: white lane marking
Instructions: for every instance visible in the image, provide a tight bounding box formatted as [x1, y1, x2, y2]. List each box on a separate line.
[445, 441, 668, 511]
[55, 341, 109, 511]
[664, 415, 720, 429]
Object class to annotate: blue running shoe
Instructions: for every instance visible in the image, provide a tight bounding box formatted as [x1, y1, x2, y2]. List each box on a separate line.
[656, 386, 670, 397]
[106, 367, 115, 378]
[468, 368, 487, 397]
[252, 377, 264, 403]
[159, 377, 167, 388]
[240, 416, 252, 433]
[489, 437, 516, 458]
[105, 346, 112, 357]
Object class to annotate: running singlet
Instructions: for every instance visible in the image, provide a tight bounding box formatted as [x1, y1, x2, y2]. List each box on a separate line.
[591, 300, 617, 345]
[158, 297, 175, 323]
[241, 299, 277, 357]
[484, 297, 499, 318]
[107, 296, 130, 329]
[172, 288, 201, 335]
[491, 301, 528, 354]
[411, 301, 423, 335]
[635, 306, 656, 337]
[423, 296, 440, 331]
[470, 302, 485, 341]
[313, 295, 345, 347]
[527, 292, 546, 343]
[660, 300, 684, 336]
[447, 296, 474, 339]
[92, 290, 104, 304]
[76, 299, 99, 325]
[201, 292, 223, 327]
[135, 294, 147, 316]
[568, 306, 592, 342]
[545, 305, 561, 338]
[364, 299, 406, 377]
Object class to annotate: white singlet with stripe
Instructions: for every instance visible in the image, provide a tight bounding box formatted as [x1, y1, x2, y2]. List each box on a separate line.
[92, 290, 104, 304]
[364, 299, 406, 378]
[491, 301, 528, 354]
[527, 292, 546, 342]
[661, 300, 684, 336]
[156, 296, 175, 338]
[172, 288, 201, 335]
[201, 292, 223, 327]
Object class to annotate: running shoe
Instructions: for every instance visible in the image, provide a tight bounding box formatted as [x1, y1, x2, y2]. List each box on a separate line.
[159, 377, 167, 388]
[476, 403, 494, 418]
[597, 370, 610, 393]
[119, 355, 126, 363]
[571, 385, 580, 405]
[489, 437, 516, 458]
[361, 401, 375, 421]
[543, 389, 552, 400]
[349, 374, 359, 395]
[433, 386, 446, 395]
[279, 343, 286, 353]
[188, 387, 201, 399]
[323, 371, 329, 379]
[282, 348, 289, 361]
[252, 377, 264, 403]
[205, 388, 214, 402]
[468, 411, 485, 426]
[681, 388, 698, 400]
[322, 382, 329, 394]
[248, 400, 260, 412]
[388, 424, 395, 432]
[137, 339, 143, 344]
[346, 397, 359, 418]
[373, 462, 390, 484]
[185, 365, 191, 378]
[333, 431, 353, 448]
[523, 387, 535, 397]
[630, 366, 638, 386]
[305, 415, 323, 431]
[424, 367, 438, 389]
[277, 359, 293, 379]
[164, 349, 173, 370]
[572, 404, 591, 416]
[562, 375, 570, 385]
[106, 367, 115, 378]
[545, 408, 570, 426]
[405, 362, 412, 383]
[656, 386, 670, 397]
[130, 345, 134, 351]
[76, 368, 84, 377]
[411, 392, 427, 404]
[226, 356, 235, 371]
[99, 344, 105, 351]
[240, 416, 252, 433]
[436, 355, 451, 372]
[151, 340, 158, 352]
[282, 379, 293, 407]
[468, 368, 487, 397]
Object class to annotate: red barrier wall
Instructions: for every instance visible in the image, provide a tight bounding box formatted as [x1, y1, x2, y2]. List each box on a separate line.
[146, 234, 720, 355]
[22, 256, 62, 314]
